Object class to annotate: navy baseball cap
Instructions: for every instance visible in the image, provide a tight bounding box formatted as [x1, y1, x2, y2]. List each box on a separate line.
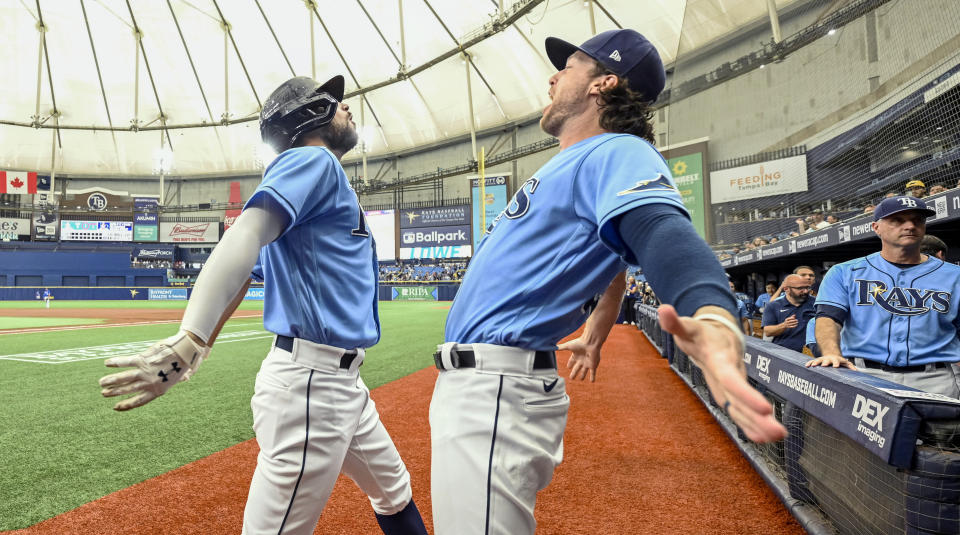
[873, 195, 936, 221]
[545, 29, 665, 102]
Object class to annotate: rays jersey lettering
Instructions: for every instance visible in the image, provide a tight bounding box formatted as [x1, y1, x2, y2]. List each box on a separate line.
[489, 177, 540, 232]
[446, 133, 688, 350]
[816, 252, 960, 366]
[855, 280, 951, 315]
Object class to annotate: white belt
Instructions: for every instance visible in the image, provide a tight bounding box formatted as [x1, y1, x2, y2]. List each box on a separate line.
[435, 342, 557, 376]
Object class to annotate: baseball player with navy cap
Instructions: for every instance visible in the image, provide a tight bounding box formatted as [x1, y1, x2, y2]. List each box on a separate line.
[807, 196, 960, 398]
[429, 29, 787, 535]
[99, 75, 427, 535]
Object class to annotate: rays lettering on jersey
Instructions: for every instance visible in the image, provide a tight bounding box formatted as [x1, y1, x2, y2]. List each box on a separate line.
[489, 177, 540, 231]
[855, 279, 951, 316]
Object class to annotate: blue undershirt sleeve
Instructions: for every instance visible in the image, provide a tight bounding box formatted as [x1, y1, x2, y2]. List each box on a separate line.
[816, 304, 847, 326]
[615, 204, 738, 319]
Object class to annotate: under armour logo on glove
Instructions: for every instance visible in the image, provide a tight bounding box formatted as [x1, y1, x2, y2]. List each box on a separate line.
[157, 361, 183, 382]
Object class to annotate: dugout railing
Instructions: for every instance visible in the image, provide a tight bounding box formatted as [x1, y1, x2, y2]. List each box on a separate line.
[636, 304, 960, 535]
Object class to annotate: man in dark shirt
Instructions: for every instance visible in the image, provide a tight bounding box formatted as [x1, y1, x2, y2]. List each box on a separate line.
[761, 274, 816, 352]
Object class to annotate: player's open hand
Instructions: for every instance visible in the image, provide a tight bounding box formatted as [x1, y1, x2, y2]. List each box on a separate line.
[658, 304, 788, 443]
[805, 355, 856, 370]
[99, 330, 209, 411]
[557, 337, 601, 382]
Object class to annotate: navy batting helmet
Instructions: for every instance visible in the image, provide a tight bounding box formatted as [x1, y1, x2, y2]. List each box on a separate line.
[260, 75, 345, 153]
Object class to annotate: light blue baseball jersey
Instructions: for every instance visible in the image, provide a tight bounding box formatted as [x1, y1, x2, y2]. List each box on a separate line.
[246, 146, 380, 348]
[445, 133, 687, 350]
[815, 252, 960, 366]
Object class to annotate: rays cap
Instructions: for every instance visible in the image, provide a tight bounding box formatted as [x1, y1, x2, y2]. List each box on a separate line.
[545, 29, 665, 102]
[873, 195, 936, 222]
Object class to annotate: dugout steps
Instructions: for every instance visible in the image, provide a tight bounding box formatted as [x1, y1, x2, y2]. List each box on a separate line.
[636, 304, 960, 535]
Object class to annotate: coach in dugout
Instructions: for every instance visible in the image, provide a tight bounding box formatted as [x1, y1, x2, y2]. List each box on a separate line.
[761, 274, 815, 352]
[806, 196, 960, 398]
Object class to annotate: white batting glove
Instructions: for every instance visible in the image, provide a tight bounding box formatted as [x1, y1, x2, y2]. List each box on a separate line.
[99, 330, 210, 411]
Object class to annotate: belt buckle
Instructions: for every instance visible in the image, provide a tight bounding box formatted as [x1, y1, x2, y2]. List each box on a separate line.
[435, 343, 460, 370]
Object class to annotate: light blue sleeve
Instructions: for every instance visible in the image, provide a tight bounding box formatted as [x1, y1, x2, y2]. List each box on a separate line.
[575, 136, 689, 262]
[805, 318, 817, 346]
[815, 264, 850, 311]
[244, 147, 338, 235]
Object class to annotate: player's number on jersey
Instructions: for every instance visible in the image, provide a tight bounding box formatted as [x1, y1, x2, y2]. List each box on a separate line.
[351, 195, 369, 237]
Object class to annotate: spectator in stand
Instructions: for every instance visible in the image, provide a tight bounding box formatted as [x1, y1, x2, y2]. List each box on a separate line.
[796, 209, 830, 233]
[755, 281, 777, 315]
[729, 280, 751, 335]
[905, 179, 927, 198]
[920, 234, 948, 261]
[769, 236, 779, 244]
[826, 214, 839, 224]
[761, 274, 815, 352]
[621, 276, 640, 325]
[863, 203, 876, 215]
[885, 191, 898, 199]
[807, 197, 960, 398]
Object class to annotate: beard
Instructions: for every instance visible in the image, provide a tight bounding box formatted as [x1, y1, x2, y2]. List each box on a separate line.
[317, 116, 358, 155]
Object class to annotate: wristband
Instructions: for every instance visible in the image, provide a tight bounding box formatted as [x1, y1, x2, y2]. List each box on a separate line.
[694, 313, 746, 351]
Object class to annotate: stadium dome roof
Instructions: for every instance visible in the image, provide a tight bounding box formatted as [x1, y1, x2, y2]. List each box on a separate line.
[0, 0, 801, 177]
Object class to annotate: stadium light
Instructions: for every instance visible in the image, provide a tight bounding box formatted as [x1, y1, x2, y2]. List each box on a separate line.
[828, 28, 837, 36]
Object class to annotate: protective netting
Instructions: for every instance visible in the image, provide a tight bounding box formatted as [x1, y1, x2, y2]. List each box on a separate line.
[664, 0, 960, 248]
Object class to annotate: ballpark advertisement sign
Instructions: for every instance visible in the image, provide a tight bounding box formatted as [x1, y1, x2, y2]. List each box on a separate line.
[159, 221, 219, 243]
[148, 288, 188, 301]
[244, 286, 265, 300]
[392, 286, 438, 301]
[471, 175, 509, 249]
[134, 213, 159, 242]
[400, 245, 472, 260]
[400, 205, 470, 229]
[400, 225, 471, 247]
[134, 245, 175, 259]
[710, 155, 808, 203]
[0, 218, 30, 239]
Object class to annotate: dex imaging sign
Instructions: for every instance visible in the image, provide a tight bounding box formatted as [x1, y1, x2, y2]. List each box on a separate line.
[710, 155, 809, 203]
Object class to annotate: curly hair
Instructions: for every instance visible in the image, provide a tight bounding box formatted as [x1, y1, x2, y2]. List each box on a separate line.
[591, 63, 656, 144]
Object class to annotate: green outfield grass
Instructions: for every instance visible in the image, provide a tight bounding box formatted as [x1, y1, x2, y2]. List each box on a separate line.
[0, 300, 447, 530]
[0, 317, 106, 329]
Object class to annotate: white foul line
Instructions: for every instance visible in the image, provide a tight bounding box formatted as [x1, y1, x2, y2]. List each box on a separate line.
[0, 314, 263, 336]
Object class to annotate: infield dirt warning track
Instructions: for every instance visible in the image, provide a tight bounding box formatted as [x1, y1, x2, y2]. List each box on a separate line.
[7, 323, 802, 535]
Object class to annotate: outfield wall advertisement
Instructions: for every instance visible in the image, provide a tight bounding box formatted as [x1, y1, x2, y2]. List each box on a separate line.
[392, 286, 438, 301]
[400, 225, 471, 247]
[148, 288, 188, 300]
[244, 286, 265, 300]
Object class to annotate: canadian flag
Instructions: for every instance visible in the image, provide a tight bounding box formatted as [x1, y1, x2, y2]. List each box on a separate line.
[0, 171, 38, 194]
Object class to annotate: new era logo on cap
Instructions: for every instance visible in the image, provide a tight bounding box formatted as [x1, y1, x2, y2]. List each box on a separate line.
[545, 29, 665, 101]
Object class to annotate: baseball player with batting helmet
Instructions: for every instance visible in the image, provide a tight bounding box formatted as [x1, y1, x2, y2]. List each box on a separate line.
[806, 196, 960, 397]
[429, 29, 787, 535]
[99, 75, 427, 535]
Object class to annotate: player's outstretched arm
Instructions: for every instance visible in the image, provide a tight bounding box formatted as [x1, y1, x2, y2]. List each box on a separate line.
[659, 304, 788, 443]
[99, 202, 286, 411]
[558, 271, 626, 382]
[805, 316, 856, 370]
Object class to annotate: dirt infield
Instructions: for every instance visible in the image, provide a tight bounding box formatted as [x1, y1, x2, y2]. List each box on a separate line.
[11, 325, 802, 534]
[0, 308, 262, 332]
